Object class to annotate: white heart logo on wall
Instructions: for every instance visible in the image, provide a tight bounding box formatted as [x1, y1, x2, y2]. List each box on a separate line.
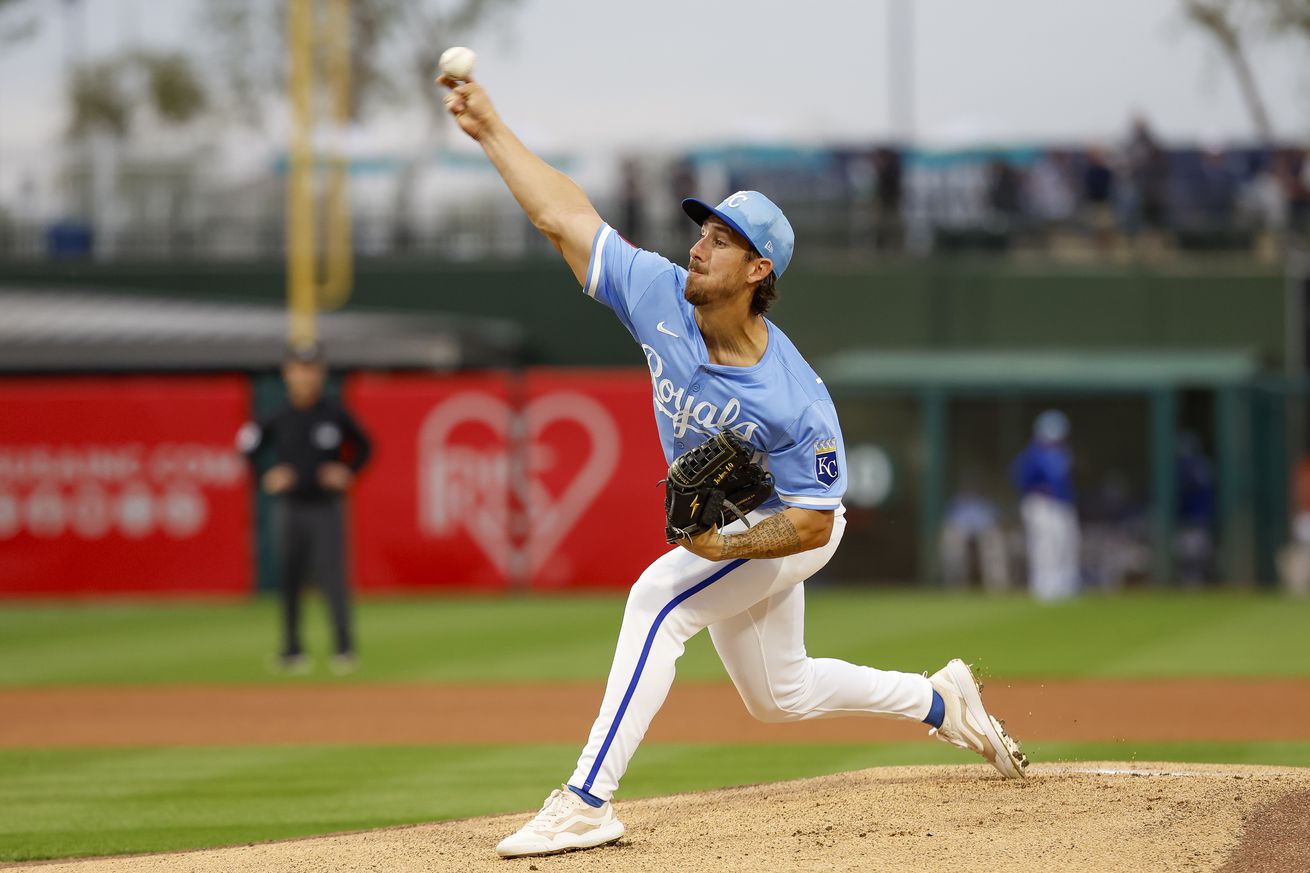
[417, 391, 621, 577]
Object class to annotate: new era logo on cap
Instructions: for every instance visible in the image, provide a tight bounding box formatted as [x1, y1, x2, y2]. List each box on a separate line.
[681, 190, 795, 278]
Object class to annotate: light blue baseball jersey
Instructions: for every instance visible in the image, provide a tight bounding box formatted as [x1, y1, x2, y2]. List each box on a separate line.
[582, 223, 845, 512]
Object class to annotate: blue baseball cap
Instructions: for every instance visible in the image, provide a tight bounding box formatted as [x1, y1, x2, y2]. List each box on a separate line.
[682, 190, 795, 278]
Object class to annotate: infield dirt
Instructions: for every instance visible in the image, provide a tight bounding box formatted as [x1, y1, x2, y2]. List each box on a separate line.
[11, 763, 1309, 872]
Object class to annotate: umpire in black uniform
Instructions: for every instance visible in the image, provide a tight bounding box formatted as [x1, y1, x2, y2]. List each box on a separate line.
[238, 341, 372, 673]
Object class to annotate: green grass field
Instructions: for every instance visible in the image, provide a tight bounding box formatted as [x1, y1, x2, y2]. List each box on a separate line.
[4, 590, 1309, 685]
[2, 590, 1308, 860]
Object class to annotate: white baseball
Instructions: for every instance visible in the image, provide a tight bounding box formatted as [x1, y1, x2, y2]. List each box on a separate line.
[439, 46, 476, 81]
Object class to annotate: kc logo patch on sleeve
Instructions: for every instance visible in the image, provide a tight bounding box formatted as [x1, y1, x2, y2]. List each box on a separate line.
[814, 438, 839, 487]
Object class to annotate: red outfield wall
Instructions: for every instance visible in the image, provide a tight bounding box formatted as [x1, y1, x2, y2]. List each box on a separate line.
[0, 376, 253, 595]
[0, 369, 667, 595]
[345, 368, 669, 591]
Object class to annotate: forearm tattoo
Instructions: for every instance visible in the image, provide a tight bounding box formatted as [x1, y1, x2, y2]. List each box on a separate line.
[720, 513, 805, 560]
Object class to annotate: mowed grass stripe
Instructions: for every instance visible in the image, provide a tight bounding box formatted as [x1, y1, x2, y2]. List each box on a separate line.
[3, 741, 1307, 861]
[1, 592, 1308, 686]
[0, 743, 888, 860]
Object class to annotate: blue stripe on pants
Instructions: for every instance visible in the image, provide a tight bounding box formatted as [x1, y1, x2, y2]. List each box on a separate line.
[583, 558, 749, 793]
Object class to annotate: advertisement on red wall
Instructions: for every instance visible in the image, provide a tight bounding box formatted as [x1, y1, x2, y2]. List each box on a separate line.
[0, 377, 253, 596]
[346, 373, 512, 591]
[346, 369, 669, 591]
[521, 369, 671, 590]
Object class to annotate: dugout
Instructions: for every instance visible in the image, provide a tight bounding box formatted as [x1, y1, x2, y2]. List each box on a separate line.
[817, 349, 1290, 587]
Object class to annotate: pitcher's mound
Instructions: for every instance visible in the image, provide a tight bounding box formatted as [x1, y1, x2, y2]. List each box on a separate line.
[26, 762, 1310, 873]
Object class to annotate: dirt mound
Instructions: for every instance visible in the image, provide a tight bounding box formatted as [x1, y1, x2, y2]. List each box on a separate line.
[18, 763, 1310, 873]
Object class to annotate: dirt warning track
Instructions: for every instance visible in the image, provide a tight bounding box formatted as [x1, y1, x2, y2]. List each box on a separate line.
[3, 679, 1309, 747]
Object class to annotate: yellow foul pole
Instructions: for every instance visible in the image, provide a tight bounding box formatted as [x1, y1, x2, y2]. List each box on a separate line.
[285, 0, 353, 347]
[320, 0, 354, 311]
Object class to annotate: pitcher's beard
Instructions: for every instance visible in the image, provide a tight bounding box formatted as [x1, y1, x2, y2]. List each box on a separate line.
[684, 287, 711, 306]
[684, 272, 712, 306]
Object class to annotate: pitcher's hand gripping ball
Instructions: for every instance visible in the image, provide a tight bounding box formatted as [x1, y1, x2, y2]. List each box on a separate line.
[663, 430, 774, 543]
[439, 46, 476, 81]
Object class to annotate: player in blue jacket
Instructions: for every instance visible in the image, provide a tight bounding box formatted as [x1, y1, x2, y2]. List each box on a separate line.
[1012, 410, 1081, 600]
[438, 72, 1028, 858]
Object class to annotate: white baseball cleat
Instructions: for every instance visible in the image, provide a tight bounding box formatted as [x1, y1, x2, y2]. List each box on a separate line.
[928, 659, 1029, 779]
[494, 785, 625, 858]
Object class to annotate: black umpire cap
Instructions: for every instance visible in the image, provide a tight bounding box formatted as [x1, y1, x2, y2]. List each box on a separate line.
[285, 339, 326, 364]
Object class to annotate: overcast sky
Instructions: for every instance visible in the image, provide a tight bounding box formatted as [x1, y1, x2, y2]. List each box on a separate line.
[1, 0, 1308, 173]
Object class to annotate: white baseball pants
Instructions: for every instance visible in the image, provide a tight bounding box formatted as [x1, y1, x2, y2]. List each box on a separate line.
[568, 509, 934, 800]
[1021, 493, 1081, 601]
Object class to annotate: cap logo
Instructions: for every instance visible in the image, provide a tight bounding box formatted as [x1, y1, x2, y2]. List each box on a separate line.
[764, 240, 774, 253]
[725, 191, 750, 207]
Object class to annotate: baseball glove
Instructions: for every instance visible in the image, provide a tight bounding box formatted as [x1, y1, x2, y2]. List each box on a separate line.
[663, 430, 774, 543]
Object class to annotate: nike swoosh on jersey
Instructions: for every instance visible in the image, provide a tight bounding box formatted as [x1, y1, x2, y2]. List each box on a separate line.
[656, 321, 680, 338]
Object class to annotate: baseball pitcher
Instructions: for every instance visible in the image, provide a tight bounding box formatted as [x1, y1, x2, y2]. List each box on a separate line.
[438, 71, 1028, 859]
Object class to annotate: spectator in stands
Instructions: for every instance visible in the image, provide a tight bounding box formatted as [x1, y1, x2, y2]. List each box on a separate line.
[1279, 148, 1310, 238]
[1025, 151, 1078, 242]
[1011, 410, 1080, 601]
[666, 158, 697, 250]
[619, 159, 645, 244]
[1124, 116, 1171, 253]
[1081, 148, 1117, 252]
[873, 147, 904, 252]
[1195, 147, 1238, 238]
[988, 159, 1024, 239]
[237, 341, 372, 674]
[1243, 152, 1290, 260]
